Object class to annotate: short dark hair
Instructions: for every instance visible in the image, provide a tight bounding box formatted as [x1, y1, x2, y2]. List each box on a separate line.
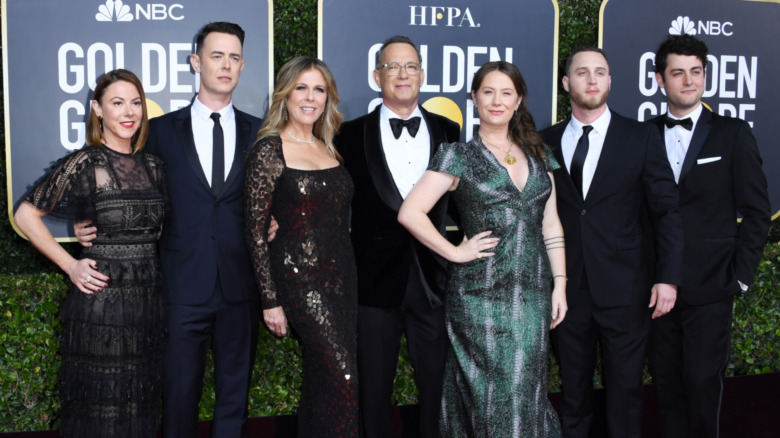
[195, 22, 245, 54]
[654, 35, 708, 77]
[375, 35, 422, 69]
[564, 47, 609, 77]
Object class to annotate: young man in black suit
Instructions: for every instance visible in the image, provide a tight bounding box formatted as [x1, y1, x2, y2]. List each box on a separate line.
[540, 48, 683, 438]
[77, 22, 263, 437]
[648, 35, 771, 438]
[335, 35, 460, 438]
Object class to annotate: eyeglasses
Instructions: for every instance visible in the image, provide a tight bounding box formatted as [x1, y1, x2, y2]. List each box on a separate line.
[377, 62, 421, 76]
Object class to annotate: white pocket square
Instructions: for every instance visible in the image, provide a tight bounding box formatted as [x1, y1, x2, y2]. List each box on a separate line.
[697, 156, 721, 165]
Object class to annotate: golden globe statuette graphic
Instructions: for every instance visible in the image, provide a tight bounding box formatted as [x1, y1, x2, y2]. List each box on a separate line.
[422, 96, 464, 130]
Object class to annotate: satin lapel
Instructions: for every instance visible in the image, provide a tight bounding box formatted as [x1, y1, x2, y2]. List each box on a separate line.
[421, 107, 440, 157]
[364, 108, 405, 211]
[222, 109, 252, 197]
[174, 110, 212, 194]
[546, 121, 579, 203]
[586, 115, 621, 201]
[679, 106, 712, 184]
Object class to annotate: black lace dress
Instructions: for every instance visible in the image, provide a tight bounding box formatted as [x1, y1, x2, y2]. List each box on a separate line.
[25, 145, 167, 438]
[245, 136, 358, 437]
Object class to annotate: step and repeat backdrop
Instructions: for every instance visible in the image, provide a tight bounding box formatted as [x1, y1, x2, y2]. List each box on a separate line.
[319, 0, 559, 140]
[5, 0, 777, 239]
[3, 0, 272, 238]
[601, 0, 779, 217]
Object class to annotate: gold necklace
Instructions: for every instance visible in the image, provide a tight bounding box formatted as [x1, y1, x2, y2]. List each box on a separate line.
[481, 136, 517, 165]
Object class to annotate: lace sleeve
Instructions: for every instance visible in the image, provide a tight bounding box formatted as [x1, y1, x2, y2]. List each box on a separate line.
[146, 152, 170, 217]
[244, 136, 285, 309]
[24, 148, 94, 220]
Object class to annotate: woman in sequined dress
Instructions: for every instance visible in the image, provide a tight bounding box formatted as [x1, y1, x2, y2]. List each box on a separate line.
[398, 61, 568, 437]
[14, 70, 166, 437]
[244, 56, 357, 437]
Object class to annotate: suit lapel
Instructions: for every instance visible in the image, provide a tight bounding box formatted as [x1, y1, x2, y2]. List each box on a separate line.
[364, 107, 405, 211]
[546, 121, 580, 202]
[586, 115, 622, 200]
[421, 107, 441, 157]
[222, 108, 252, 197]
[679, 106, 711, 184]
[174, 109, 213, 195]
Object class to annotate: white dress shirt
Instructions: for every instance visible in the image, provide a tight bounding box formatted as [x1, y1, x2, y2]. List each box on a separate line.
[664, 104, 703, 183]
[562, 108, 612, 199]
[379, 104, 430, 199]
[191, 98, 237, 186]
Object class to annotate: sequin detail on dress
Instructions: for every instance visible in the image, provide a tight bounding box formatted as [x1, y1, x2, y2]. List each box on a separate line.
[245, 136, 358, 437]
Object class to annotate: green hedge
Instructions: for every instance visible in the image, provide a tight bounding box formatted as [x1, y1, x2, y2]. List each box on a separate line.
[1, 0, 778, 432]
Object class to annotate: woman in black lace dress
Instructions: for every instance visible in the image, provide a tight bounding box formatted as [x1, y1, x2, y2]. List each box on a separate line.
[14, 70, 166, 438]
[245, 57, 357, 437]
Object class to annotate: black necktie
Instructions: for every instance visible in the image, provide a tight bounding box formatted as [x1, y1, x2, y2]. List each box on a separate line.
[570, 125, 593, 199]
[389, 117, 421, 139]
[664, 116, 693, 130]
[210, 112, 224, 194]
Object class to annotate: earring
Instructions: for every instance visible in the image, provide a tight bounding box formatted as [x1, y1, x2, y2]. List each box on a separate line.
[98, 115, 103, 131]
[282, 104, 288, 122]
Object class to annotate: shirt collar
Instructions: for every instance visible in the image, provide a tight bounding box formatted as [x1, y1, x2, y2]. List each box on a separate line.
[569, 106, 611, 138]
[192, 97, 235, 121]
[380, 103, 422, 121]
[667, 103, 703, 125]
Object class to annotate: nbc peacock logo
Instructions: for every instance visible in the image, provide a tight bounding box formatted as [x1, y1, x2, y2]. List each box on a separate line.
[668, 16, 696, 35]
[96, 0, 134, 22]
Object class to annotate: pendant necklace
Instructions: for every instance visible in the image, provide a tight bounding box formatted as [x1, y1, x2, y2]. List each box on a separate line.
[482, 137, 517, 165]
[287, 130, 316, 144]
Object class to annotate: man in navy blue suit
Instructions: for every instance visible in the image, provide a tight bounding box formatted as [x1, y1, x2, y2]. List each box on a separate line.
[648, 35, 771, 438]
[77, 22, 263, 437]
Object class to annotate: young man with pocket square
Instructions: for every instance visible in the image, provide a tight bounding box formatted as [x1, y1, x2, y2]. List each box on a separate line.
[648, 35, 771, 438]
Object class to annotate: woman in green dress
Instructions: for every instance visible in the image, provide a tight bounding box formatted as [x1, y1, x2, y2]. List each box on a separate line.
[398, 61, 567, 437]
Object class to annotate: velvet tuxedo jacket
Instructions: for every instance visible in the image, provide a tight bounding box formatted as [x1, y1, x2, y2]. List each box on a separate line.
[146, 104, 263, 305]
[336, 106, 461, 308]
[540, 111, 683, 307]
[649, 107, 770, 305]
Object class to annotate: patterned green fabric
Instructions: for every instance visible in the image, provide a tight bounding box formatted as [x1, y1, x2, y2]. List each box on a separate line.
[430, 138, 562, 437]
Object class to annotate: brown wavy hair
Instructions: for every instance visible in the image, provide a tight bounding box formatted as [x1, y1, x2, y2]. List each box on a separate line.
[257, 56, 344, 161]
[471, 61, 546, 162]
[86, 69, 149, 154]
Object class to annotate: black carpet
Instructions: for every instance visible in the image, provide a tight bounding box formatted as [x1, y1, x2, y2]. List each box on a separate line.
[3, 373, 778, 437]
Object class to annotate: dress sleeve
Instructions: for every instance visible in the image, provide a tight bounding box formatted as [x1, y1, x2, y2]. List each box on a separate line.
[24, 148, 94, 220]
[544, 145, 561, 172]
[146, 152, 170, 218]
[428, 141, 467, 178]
[244, 136, 286, 309]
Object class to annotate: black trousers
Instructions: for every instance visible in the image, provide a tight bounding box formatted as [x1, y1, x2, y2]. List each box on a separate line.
[358, 266, 447, 438]
[552, 280, 651, 438]
[648, 296, 734, 438]
[162, 279, 259, 438]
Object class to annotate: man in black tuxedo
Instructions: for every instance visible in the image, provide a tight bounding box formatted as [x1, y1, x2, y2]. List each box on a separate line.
[335, 35, 460, 438]
[648, 35, 771, 438]
[540, 48, 683, 438]
[76, 22, 263, 437]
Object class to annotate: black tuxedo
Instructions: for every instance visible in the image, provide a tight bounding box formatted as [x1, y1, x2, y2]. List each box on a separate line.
[540, 111, 683, 438]
[336, 106, 460, 438]
[147, 104, 263, 437]
[648, 107, 770, 438]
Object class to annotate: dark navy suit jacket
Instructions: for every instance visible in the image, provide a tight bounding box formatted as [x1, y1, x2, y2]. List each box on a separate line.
[146, 104, 263, 305]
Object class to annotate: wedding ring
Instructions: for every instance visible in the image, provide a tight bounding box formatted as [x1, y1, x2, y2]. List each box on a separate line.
[84, 275, 92, 284]
[476, 253, 482, 259]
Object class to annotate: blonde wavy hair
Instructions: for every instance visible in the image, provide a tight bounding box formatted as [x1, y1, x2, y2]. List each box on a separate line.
[257, 56, 344, 161]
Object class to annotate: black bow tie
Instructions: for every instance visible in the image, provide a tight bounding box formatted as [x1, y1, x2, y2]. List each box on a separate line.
[389, 117, 421, 139]
[664, 116, 693, 131]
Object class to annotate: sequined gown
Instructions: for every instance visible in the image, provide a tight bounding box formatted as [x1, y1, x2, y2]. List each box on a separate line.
[24, 146, 167, 438]
[429, 139, 562, 437]
[245, 136, 358, 437]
